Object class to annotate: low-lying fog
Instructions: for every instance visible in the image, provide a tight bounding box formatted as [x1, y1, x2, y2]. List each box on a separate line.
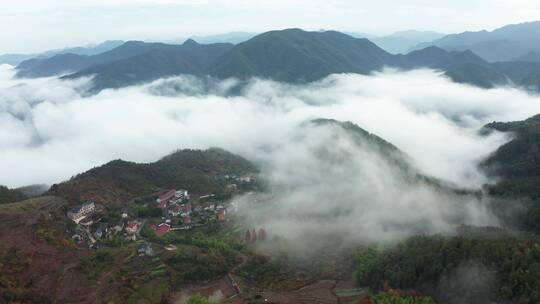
[2, 64, 540, 243]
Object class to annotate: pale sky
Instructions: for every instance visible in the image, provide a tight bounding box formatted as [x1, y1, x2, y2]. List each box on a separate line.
[2, 0, 540, 53]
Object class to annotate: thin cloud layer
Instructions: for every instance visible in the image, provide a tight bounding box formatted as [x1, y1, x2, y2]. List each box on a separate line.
[233, 121, 498, 247]
[3, 65, 540, 245]
[1, 66, 540, 189]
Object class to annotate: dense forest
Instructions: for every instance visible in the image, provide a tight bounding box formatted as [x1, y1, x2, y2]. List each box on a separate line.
[355, 233, 540, 303]
[0, 186, 24, 204]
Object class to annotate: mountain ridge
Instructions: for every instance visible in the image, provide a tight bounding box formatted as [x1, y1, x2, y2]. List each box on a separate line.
[411, 21, 540, 62]
[13, 28, 540, 92]
[1, 40, 124, 67]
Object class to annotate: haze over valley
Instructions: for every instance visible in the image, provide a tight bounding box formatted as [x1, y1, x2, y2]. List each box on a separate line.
[2, 2, 540, 303]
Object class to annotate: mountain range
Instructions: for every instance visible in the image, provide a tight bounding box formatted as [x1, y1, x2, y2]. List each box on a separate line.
[367, 30, 445, 54]
[9, 27, 540, 93]
[412, 21, 540, 62]
[62, 40, 234, 90]
[0, 30, 436, 66]
[0, 40, 125, 66]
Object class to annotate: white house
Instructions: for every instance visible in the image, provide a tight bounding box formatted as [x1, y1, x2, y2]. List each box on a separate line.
[67, 201, 96, 224]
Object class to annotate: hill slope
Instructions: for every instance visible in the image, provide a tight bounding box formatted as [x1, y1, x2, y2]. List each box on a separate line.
[398, 47, 508, 88]
[16, 40, 233, 79]
[65, 40, 233, 91]
[48, 148, 257, 203]
[209, 29, 396, 82]
[512, 51, 540, 63]
[482, 114, 540, 198]
[0, 40, 124, 66]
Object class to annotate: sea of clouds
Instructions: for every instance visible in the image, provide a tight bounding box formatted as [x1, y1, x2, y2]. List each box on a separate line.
[2, 64, 540, 243]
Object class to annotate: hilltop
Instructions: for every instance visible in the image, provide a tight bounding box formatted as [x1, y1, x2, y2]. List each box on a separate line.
[209, 29, 396, 82]
[48, 148, 257, 204]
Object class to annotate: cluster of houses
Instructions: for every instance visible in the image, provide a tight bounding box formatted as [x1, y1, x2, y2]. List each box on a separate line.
[221, 174, 256, 184]
[66, 185, 237, 249]
[67, 200, 145, 247]
[218, 174, 257, 192]
[149, 189, 228, 237]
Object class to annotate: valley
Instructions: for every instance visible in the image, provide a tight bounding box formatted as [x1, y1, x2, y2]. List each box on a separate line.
[2, 117, 540, 303]
[3, 8, 540, 303]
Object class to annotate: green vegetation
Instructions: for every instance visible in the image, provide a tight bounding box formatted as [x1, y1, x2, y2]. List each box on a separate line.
[355, 235, 540, 303]
[335, 288, 368, 297]
[0, 248, 30, 302]
[311, 119, 409, 170]
[186, 294, 217, 304]
[134, 204, 162, 218]
[48, 148, 257, 203]
[163, 230, 242, 287]
[0, 185, 24, 204]
[0, 196, 61, 211]
[371, 293, 437, 304]
[127, 277, 169, 304]
[483, 114, 540, 198]
[482, 114, 540, 233]
[110, 246, 171, 303]
[141, 225, 243, 288]
[210, 29, 393, 83]
[0, 248, 51, 302]
[167, 249, 235, 286]
[235, 254, 291, 288]
[80, 249, 115, 279]
[102, 204, 122, 222]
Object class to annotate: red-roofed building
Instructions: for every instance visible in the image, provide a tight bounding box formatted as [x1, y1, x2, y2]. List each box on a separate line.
[126, 220, 139, 234]
[150, 223, 171, 236]
[156, 189, 176, 209]
[216, 207, 226, 221]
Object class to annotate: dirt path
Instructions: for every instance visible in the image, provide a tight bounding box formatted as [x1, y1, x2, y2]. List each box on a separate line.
[225, 252, 248, 299]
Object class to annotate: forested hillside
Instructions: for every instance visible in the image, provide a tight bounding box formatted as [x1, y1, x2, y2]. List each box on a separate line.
[48, 148, 257, 203]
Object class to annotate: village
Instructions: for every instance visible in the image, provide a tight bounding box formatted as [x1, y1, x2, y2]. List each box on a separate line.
[65, 173, 258, 256]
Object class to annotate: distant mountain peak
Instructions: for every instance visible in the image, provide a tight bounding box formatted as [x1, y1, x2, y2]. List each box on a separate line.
[121, 40, 147, 47]
[182, 38, 199, 47]
[414, 45, 447, 54]
[410, 21, 540, 62]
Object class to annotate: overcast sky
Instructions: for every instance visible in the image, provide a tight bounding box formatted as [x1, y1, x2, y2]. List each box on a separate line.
[2, 0, 540, 53]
